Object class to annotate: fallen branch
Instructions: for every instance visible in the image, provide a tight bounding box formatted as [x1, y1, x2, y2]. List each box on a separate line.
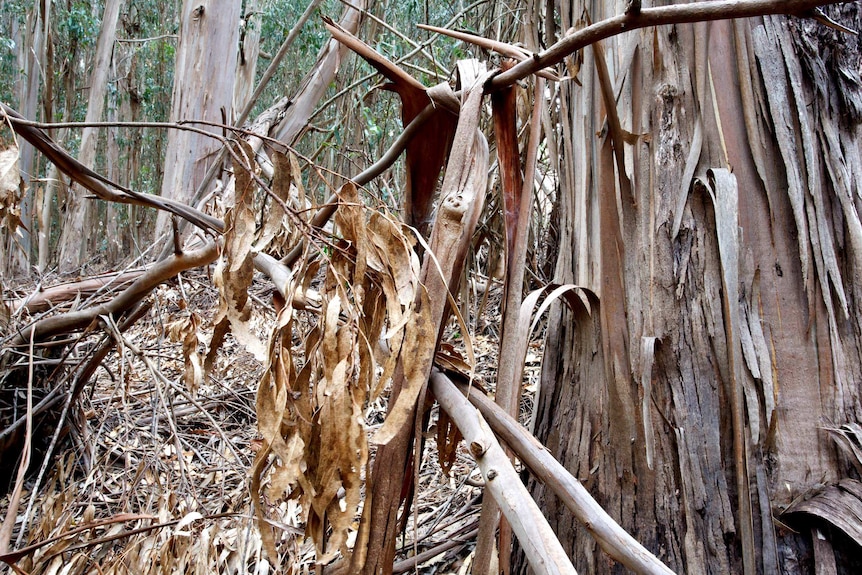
[392, 527, 479, 574]
[12, 270, 146, 314]
[5, 241, 219, 346]
[430, 370, 577, 575]
[445, 374, 676, 575]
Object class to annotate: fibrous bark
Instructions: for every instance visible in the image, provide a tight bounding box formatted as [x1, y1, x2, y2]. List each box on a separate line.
[527, 3, 862, 574]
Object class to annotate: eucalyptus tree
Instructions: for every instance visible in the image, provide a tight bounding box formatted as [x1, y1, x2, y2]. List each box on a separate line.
[526, 2, 862, 573]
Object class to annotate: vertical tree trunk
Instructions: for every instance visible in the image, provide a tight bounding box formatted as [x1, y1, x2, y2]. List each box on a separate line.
[233, 0, 261, 116]
[527, 3, 862, 574]
[57, 0, 122, 273]
[37, 13, 79, 273]
[104, 34, 123, 262]
[6, 0, 49, 275]
[154, 0, 241, 244]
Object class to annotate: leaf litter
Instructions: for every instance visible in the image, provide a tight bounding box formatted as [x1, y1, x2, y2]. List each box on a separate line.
[0, 165, 536, 574]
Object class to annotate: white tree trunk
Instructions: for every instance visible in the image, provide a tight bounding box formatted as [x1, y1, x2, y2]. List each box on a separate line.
[154, 0, 241, 245]
[57, 0, 122, 273]
[233, 0, 261, 116]
[6, 0, 49, 276]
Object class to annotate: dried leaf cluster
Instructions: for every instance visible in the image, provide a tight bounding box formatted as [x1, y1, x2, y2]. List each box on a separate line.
[213, 158, 432, 562]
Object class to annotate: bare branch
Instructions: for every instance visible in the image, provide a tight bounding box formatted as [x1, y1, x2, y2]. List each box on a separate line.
[417, 24, 560, 81]
[430, 371, 578, 575]
[5, 241, 219, 347]
[445, 375, 676, 575]
[489, 0, 849, 90]
[0, 103, 224, 233]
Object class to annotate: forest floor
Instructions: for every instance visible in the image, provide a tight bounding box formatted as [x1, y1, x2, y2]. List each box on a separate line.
[0, 265, 542, 574]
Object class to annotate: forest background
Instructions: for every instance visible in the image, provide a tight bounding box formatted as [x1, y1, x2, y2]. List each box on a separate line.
[1, 1, 861, 574]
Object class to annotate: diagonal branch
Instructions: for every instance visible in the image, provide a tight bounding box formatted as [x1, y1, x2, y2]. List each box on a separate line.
[416, 24, 560, 81]
[445, 373, 676, 575]
[5, 241, 219, 347]
[0, 103, 224, 233]
[430, 370, 578, 575]
[489, 0, 850, 90]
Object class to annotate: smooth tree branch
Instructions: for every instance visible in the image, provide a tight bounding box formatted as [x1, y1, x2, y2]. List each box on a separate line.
[444, 374, 676, 575]
[430, 370, 577, 575]
[489, 0, 850, 90]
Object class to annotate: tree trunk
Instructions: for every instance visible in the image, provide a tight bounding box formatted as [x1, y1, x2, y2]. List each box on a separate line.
[5, 0, 49, 276]
[233, 0, 261, 117]
[527, 3, 862, 574]
[57, 0, 122, 273]
[154, 0, 241, 245]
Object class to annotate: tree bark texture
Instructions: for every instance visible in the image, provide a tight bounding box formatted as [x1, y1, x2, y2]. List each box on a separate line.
[155, 0, 241, 242]
[526, 3, 862, 574]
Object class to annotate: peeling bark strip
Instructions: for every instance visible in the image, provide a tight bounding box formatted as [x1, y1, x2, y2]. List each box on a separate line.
[471, 63, 525, 574]
[698, 168, 755, 575]
[323, 17, 457, 235]
[357, 63, 491, 575]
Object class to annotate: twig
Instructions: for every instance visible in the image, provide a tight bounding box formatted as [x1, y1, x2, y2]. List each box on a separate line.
[0, 513, 158, 565]
[417, 24, 560, 81]
[0, 103, 223, 233]
[108, 324, 246, 468]
[116, 34, 177, 43]
[392, 527, 479, 574]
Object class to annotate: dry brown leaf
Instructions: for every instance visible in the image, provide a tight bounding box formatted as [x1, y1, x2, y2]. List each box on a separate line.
[208, 140, 266, 371]
[436, 400, 463, 476]
[166, 313, 204, 395]
[251, 186, 424, 564]
[254, 149, 291, 252]
[372, 286, 434, 445]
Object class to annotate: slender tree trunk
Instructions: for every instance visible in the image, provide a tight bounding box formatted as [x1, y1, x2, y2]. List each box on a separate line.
[154, 0, 241, 245]
[233, 0, 261, 117]
[105, 36, 123, 262]
[56, 0, 122, 273]
[6, 0, 49, 276]
[38, 17, 79, 273]
[526, 3, 862, 574]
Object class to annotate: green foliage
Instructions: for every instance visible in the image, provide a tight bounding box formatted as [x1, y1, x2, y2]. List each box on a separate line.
[59, 1, 100, 46]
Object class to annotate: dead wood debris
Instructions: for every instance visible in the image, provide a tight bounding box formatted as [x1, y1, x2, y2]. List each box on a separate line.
[0, 263, 513, 574]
